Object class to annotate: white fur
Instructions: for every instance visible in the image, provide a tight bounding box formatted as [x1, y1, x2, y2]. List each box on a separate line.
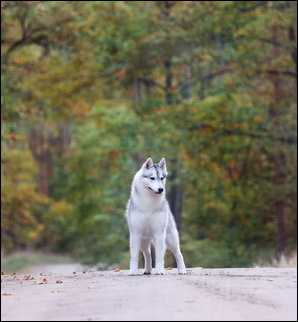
[126, 157, 186, 275]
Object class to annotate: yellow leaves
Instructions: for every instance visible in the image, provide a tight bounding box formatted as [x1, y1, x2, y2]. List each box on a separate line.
[27, 224, 44, 243]
[202, 96, 223, 108]
[231, 92, 253, 109]
[253, 115, 264, 123]
[23, 275, 34, 280]
[204, 200, 229, 214]
[71, 100, 91, 117]
[196, 52, 212, 62]
[1, 145, 48, 249]
[48, 200, 75, 219]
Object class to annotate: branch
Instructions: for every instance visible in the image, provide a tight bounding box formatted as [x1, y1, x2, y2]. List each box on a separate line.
[189, 125, 297, 145]
[137, 77, 165, 90]
[222, 129, 297, 145]
[257, 70, 297, 78]
[201, 68, 232, 81]
[3, 14, 29, 60]
[260, 38, 284, 48]
[2, 38, 27, 59]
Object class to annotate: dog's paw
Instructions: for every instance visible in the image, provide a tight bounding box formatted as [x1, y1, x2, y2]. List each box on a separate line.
[178, 268, 187, 275]
[129, 271, 139, 276]
[144, 268, 152, 275]
[155, 270, 165, 275]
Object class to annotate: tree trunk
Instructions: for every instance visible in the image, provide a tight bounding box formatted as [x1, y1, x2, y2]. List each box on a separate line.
[29, 127, 51, 197]
[161, 2, 183, 233]
[271, 33, 286, 260]
[168, 164, 183, 231]
[164, 59, 173, 104]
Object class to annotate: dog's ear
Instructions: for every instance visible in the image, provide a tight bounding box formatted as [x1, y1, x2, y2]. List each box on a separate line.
[158, 157, 167, 170]
[142, 157, 154, 169]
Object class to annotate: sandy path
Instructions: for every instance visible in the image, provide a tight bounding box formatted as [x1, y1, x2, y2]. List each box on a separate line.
[1, 267, 297, 321]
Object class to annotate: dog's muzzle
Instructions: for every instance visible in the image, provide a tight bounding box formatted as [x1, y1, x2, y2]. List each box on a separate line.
[149, 187, 164, 194]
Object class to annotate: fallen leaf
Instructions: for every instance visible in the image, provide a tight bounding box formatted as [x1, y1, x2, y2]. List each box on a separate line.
[39, 273, 43, 276]
[23, 275, 34, 280]
[87, 286, 94, 289]
[56, 280, 64, 284]
[1, 272, 5, 275]
[1, 280, 4, 283]
[114, 269, 120, 272]
[2, 293, 12, 296]
[165, 267, 172, 270]
[11, 273, 16, 276]
[35, 278, 48, 285]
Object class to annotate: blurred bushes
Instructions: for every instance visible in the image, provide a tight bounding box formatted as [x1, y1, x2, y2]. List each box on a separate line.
[1, 1, 297, 267]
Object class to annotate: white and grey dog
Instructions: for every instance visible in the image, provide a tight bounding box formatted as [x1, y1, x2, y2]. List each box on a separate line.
[126, 157, 186, 275]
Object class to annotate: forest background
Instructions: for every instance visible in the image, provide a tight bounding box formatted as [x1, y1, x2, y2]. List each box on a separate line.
[1, 1, 297, 269]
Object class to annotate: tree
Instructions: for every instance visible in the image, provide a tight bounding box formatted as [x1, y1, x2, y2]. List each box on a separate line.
[1, 1, 296, 267]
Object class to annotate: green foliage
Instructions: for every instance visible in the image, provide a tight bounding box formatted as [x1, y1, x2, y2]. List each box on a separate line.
[1, 1, 297, 268]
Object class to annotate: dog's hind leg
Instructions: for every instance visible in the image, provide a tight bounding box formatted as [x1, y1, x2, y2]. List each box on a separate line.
[141, 240, 152, 274]
[166, 231, 186, 275]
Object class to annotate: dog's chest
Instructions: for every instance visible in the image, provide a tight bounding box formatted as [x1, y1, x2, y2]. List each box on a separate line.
[129, 205, 168, 236]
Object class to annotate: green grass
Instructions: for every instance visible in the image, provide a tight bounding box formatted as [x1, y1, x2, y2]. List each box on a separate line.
[1, 252, 74, 274]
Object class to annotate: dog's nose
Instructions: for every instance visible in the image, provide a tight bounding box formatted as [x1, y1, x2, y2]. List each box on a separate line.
[158, 188, 164, 193]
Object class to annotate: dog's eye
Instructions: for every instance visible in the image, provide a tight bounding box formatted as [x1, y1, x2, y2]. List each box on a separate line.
[161, 177, 164, 180]
[150, 177, 155, 180]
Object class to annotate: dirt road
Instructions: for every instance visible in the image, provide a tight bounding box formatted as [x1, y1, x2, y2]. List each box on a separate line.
[1, 266, 297, 321]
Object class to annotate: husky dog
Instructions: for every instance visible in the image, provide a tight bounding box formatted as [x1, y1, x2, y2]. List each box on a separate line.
[126, 157, 186, 275]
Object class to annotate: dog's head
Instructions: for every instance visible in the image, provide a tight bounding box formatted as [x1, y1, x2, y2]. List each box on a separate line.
[140, 157, 167, 195]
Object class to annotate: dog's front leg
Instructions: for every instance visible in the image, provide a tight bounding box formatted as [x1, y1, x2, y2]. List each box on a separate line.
[154, 235, 166, 275]
[129, 234, 141, 275]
